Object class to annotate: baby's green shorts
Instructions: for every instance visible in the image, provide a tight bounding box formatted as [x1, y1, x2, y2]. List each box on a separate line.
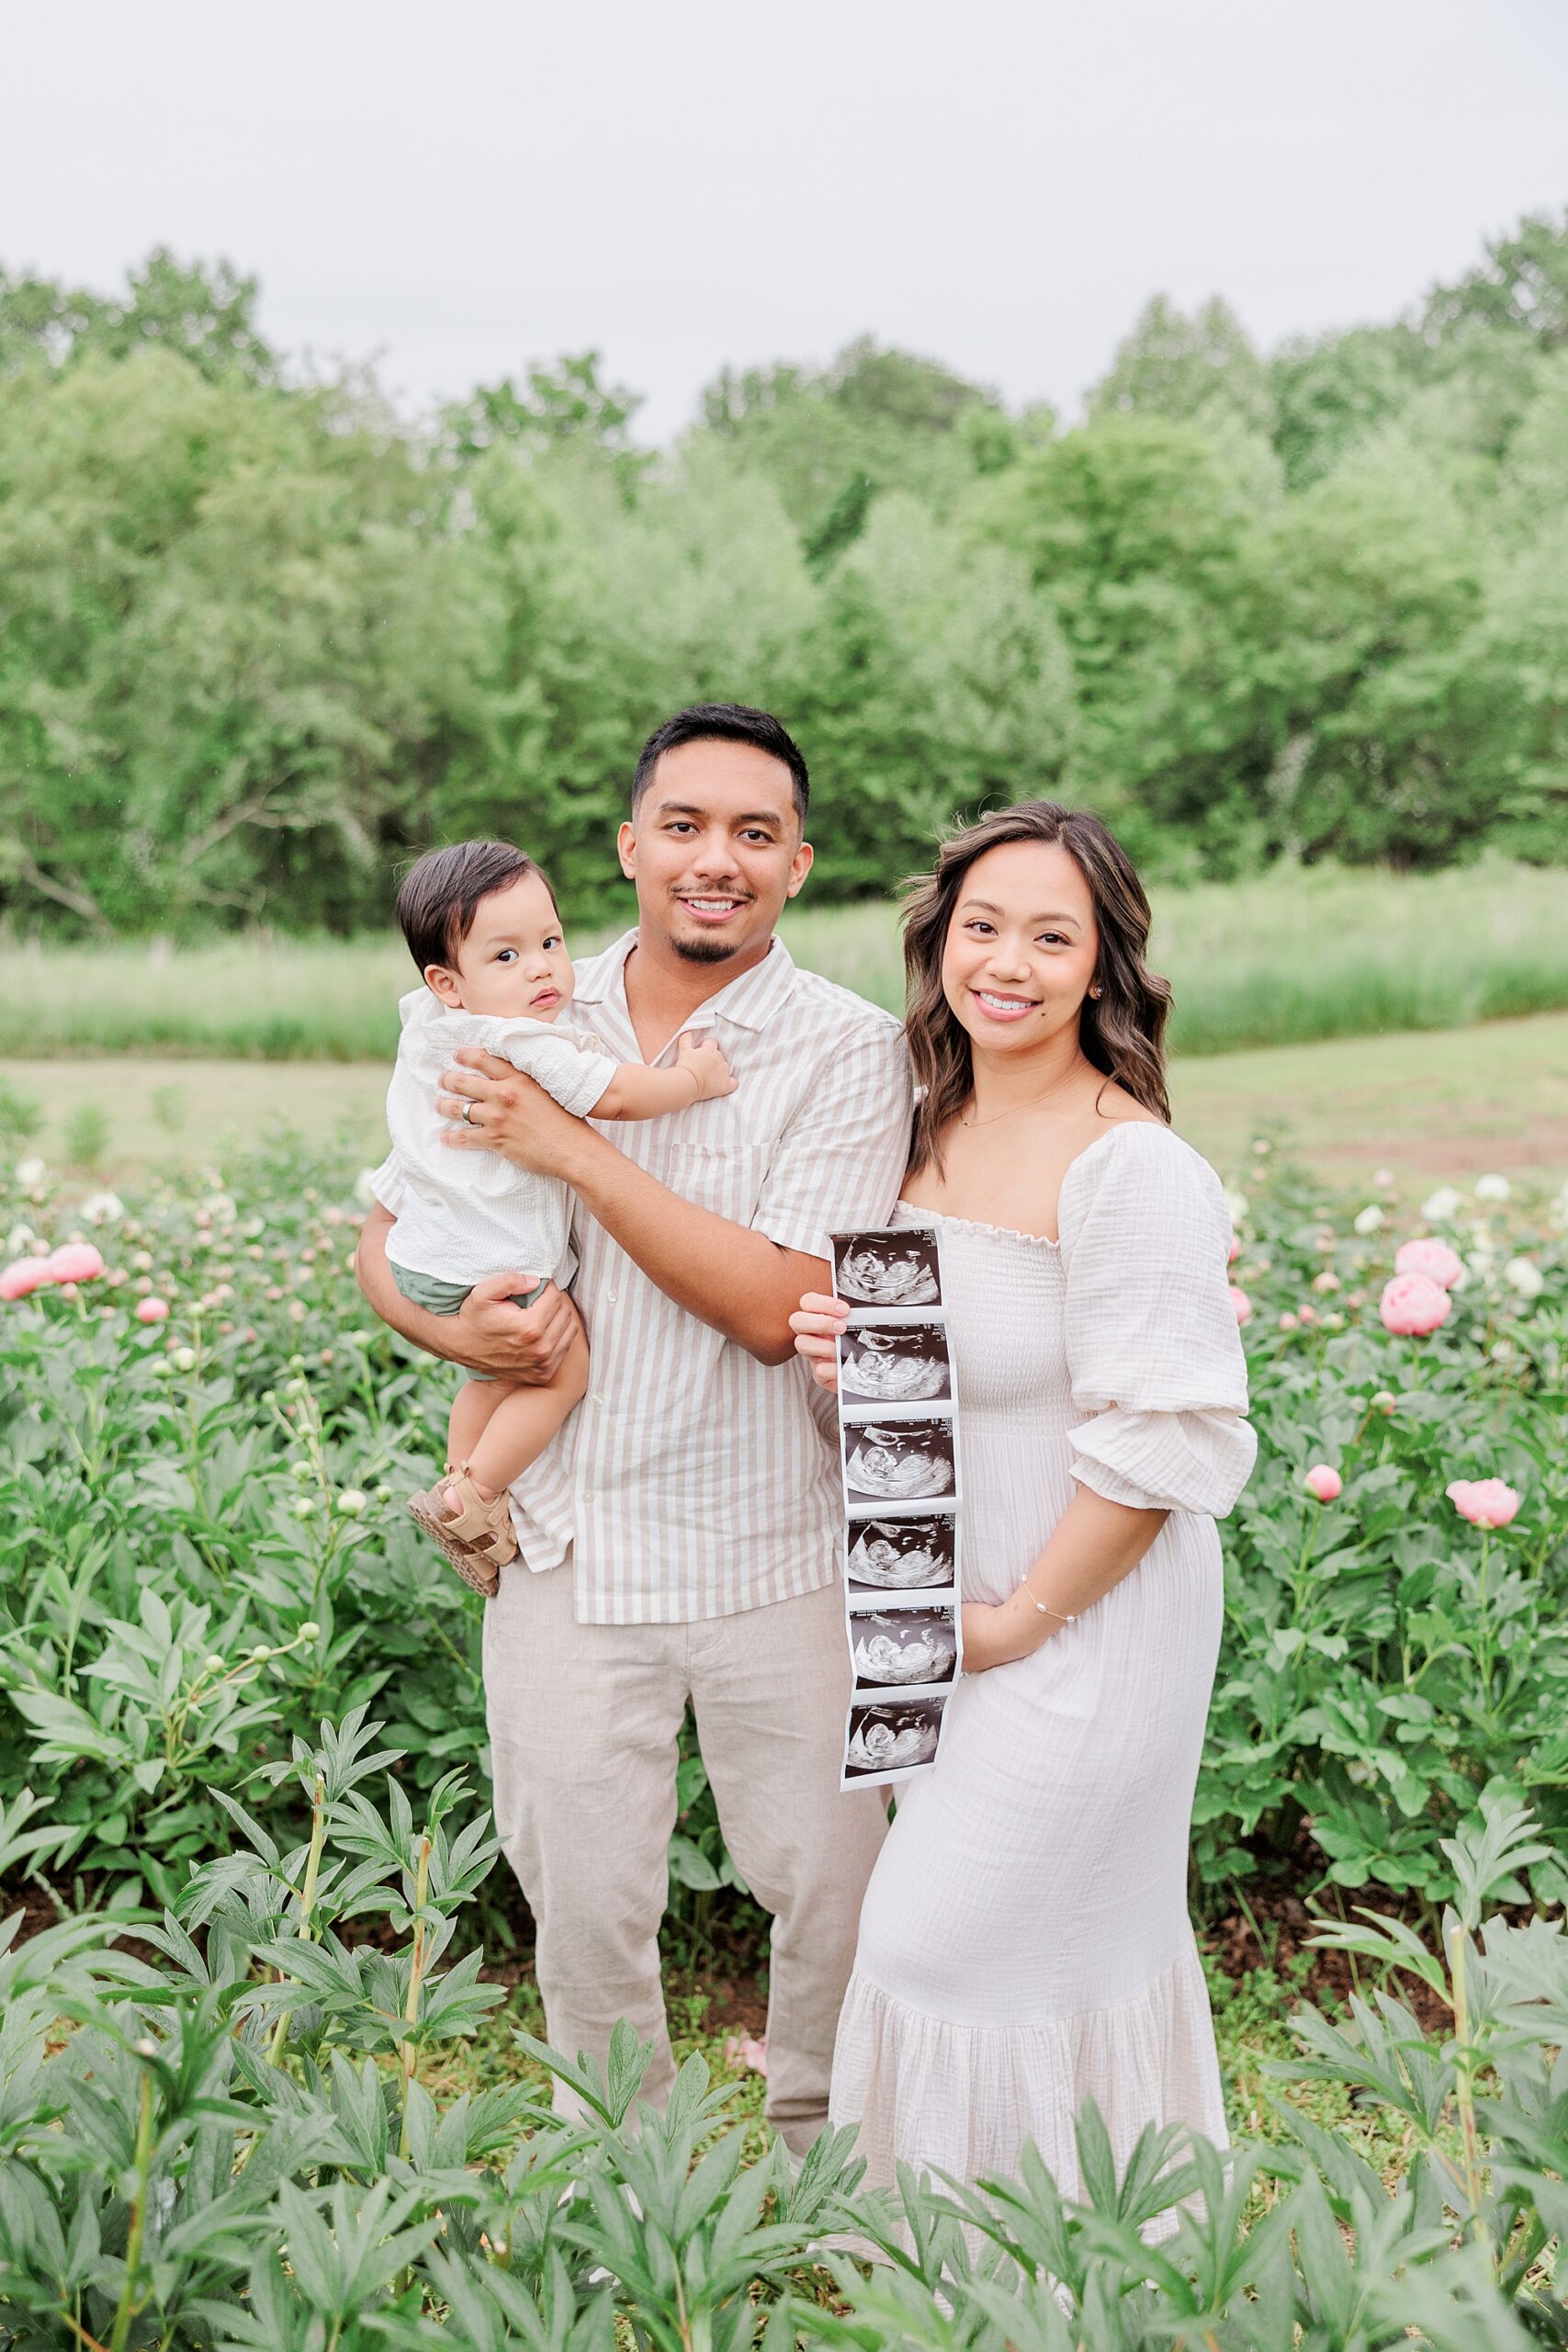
[389, 1264, 551, 1378]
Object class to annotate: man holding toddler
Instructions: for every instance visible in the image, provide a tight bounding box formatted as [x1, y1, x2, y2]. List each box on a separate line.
[355, 702, 911, 2150]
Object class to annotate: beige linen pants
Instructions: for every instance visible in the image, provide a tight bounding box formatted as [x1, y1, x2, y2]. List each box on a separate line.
[483, 1564, 887, 2152]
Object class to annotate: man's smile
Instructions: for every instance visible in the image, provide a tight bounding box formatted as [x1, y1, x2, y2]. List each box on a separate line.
[676, 892, 752, 923]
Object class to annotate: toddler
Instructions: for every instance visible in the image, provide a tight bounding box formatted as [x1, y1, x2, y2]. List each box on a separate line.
[381, 839, 734, 1594]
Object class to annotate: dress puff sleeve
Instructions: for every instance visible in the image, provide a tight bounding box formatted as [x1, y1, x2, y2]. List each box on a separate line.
[1058, 1123, 1256, 1517]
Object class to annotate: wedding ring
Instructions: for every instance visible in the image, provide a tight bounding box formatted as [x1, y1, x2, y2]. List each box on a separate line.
[461, 1099, 475, 1125]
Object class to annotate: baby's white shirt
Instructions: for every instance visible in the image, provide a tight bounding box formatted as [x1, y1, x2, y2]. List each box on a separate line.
[376, 989, 619, 1290]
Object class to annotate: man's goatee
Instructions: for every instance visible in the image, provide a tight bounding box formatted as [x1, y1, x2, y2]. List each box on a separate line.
[674, 935, 741, 965]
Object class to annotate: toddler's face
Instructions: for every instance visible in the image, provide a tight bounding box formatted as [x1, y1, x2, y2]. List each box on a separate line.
[427, 872, 576, 1021]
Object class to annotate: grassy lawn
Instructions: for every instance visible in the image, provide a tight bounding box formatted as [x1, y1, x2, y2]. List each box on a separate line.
[8, 1005, 1568, 1191]
[4, 861, 1567, 1063]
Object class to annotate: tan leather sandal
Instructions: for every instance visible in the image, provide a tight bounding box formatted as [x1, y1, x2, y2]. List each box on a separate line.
[407, 1464, 517, 1598]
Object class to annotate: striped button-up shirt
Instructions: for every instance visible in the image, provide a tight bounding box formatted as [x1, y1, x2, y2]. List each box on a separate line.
[468, 930, 910, 1623]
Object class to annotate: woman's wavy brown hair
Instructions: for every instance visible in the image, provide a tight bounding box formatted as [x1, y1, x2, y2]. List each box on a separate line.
[903, 801, 1173, 1178]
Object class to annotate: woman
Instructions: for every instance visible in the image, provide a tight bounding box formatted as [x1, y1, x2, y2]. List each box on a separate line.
[792, 802, 1254, 2197]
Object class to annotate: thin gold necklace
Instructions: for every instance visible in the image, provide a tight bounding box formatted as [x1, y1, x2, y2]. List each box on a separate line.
[960, 1071, 1087, 1130]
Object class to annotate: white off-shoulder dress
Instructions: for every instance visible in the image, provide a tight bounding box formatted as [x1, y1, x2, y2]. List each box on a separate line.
[829, 1121, 1256, 2194]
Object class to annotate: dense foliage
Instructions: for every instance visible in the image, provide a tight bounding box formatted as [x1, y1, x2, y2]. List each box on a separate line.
[0, 1136, 1563, 1923]
[6, 1661, 1568, 2341]
[3, 1136, 1568, 2339]
[4, 216, 1568, 936]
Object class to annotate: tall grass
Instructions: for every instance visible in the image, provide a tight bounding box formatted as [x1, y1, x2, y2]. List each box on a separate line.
[1, 862, 1563, 1062]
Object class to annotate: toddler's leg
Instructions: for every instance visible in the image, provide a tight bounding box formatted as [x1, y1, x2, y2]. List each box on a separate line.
[447, 1376, 506, 1475]
[463, 1325, 591, 1501]
[408, 1326, 591, 1597]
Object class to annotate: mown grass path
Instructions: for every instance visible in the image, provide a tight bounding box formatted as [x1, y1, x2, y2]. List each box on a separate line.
[10, 1005, 1568, 1186]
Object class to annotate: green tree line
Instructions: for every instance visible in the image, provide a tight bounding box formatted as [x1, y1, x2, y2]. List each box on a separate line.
[2, 219, 1566, 933]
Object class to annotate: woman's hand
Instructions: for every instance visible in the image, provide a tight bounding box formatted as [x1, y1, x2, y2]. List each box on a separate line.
[790, 1291, 848, 1392]
[961, 1596, 1043, 1674]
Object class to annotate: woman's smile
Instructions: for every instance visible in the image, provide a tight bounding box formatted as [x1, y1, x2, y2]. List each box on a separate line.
[970, 987, 1040, 1023]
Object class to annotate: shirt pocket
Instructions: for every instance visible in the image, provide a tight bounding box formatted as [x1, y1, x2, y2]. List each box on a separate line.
[635, 1133, 773, 1228]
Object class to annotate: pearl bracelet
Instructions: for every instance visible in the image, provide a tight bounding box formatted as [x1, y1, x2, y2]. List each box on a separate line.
[1021, 1586, 1076, 1623]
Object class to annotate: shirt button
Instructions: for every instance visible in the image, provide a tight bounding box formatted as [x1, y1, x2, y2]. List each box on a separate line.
[582, 1488, 594, 1504]
[592, 1392, 605, 1406]
[606, 1289, 618, 1304]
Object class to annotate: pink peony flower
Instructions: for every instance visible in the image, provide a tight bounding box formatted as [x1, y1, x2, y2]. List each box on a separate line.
[0, 1256, 55, 1300]
[1447, 1477, 1522, 1529]
[1394, 1238, 1463, 1290]
[1380, 1273, 1451, 1336]
[1303, 1464, 1343, 1502]
[723, 2033, 768, 2076]
[48, 1241, 105, 1284]
[136, 1295, 171, 1325]
[1228, 1284, 1252, 1325]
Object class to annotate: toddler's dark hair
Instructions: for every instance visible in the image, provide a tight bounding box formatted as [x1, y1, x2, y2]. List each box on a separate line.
[396, 841, 553, 974]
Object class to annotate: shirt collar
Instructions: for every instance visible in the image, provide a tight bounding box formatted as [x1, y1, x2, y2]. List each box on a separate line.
[572, 929, 799, 1034]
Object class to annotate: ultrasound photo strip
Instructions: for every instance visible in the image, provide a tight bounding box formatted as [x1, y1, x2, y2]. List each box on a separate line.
[838, 1318, 953, 1410]
[850, 1604, 960, 1692]
[830, 1222, 963, 1792]
[843, 1692, 951, 1786]
[844, 1511, 959, 1600]
[830, 1227, 944, 1322]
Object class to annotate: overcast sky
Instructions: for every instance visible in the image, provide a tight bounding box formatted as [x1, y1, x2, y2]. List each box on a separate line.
[7, 0, 1566, 439]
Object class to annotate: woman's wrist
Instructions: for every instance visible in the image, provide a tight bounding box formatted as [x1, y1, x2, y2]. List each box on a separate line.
[1010, 1591, 1055, 1660]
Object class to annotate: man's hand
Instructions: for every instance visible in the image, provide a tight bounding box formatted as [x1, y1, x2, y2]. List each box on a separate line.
[437, 1048, 585, 1181]
[451, 1272, 580, 1383]
[354, 1203, 579, 1382]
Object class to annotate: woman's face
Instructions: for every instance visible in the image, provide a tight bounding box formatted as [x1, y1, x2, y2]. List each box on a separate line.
[941, 840, 1100, 1063]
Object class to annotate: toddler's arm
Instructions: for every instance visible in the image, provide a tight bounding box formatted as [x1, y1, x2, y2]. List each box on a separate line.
[590, 1032, 736, 1122]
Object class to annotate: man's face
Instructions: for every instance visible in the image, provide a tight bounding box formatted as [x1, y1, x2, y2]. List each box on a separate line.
[618, 738, 813, 967]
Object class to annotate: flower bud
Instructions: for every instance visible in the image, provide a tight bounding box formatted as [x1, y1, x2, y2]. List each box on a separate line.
[335, 1489, 367, 1517]
[299, 1620, 321, 1640]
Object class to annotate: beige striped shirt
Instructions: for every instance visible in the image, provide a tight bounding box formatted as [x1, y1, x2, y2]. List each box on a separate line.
[389, 928, 913, 1623]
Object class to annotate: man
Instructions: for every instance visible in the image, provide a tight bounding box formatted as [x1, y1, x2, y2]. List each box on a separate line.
[355, 704, 912, 2150]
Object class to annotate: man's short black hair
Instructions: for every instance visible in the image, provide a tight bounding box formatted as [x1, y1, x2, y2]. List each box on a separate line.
[396, 840, 552, 974]
[630, 703, 809, 824]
